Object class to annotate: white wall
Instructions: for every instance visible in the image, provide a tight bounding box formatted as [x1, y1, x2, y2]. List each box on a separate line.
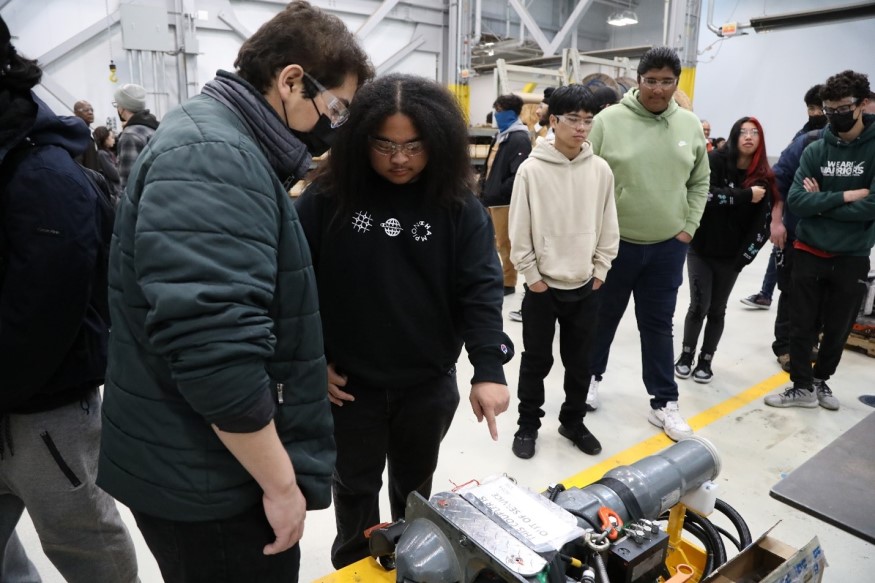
[694, 0, 875, 149]
[0, 0, 435, 128]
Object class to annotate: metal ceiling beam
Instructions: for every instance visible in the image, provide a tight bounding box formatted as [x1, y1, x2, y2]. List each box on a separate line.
[376, 35, 427, 74]
[37, 11, 121, 68]
[37, 75, 78, 113]
[217, 10, 251, 41]
[547, 0, 595, 55]
[356, 0, 402, 38]
[246, 0, 444, 27]
[0, 0, 14, 11]
[506, 0, 551, 55]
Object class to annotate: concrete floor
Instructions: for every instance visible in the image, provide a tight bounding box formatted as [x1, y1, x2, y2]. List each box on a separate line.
[15, 247, 874, 581]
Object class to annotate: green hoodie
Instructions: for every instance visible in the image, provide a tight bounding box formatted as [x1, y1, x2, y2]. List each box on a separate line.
[788, 115, 875, 256]
[589, 89, 710, 244]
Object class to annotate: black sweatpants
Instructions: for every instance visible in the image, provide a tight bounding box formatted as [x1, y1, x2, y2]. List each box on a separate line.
[681, 248, 740, 355]
[330, 373, 460, 569]
[789, 250, 869, 387]
[517, 281, 599, 430]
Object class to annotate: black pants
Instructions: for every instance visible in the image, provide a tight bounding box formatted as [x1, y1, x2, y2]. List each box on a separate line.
[517, 282, 599, 430]
[789, 250, 869, 387]
[330, 373, 460, 569]
[133, 504, 300, 583]
[681, 249, 740, 355]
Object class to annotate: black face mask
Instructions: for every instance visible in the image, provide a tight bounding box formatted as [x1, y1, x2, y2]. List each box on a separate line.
[290, 113, 336, 157]
[827, 110, 858, 134]
[807, 115, 827, 130]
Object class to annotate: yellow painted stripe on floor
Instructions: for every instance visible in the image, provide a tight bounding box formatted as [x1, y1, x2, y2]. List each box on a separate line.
[314, 372, 789, 582]
[562, 372, 789, 489]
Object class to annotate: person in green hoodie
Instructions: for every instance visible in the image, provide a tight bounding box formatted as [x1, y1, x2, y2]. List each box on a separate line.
[764, 70, 874, 411]
[585, 47, 710, 442]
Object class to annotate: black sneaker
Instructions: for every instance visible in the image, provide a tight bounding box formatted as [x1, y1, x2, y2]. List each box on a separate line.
[558, 423, 602, 455]
[512, 428, 538, 459]
[674, 348, 694, 379]
[503, 286, 516, 296]
[693, 353, 713, 384]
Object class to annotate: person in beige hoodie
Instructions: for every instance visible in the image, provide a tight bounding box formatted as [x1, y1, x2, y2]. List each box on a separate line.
[508, 84, 619, 460]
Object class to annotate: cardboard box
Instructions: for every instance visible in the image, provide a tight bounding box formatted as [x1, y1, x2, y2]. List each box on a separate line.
[702, 524, 826, 583]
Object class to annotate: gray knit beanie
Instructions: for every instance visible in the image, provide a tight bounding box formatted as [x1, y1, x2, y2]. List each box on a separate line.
[113, 83, 147, 112]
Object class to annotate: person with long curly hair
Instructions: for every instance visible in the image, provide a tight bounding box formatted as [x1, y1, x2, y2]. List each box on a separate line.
[295, 73, 514, 569]
[675, 116, 774, 383]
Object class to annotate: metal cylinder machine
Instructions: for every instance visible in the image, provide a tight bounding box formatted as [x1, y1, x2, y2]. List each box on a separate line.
[367, 436, 740, 583]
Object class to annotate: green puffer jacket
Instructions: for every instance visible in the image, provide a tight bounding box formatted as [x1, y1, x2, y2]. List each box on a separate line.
[98, 94, 333, 521]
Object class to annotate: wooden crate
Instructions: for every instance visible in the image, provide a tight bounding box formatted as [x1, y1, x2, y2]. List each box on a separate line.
[845, 332, 875, 358]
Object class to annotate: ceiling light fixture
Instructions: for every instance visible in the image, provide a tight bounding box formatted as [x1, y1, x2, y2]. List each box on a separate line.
[608, 2, 639, 27]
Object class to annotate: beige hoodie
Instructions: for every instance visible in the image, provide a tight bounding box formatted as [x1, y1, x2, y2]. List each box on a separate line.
[509, 137, 619, 289]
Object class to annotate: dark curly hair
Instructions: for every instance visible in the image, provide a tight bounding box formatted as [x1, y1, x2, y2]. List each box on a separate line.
[315, 73, 474, 220]
[637, 47, 681, 78]
[804, 84, 823, 106]
[0, 15, 41, 94]
[493, 94, 524, 115]
[820, 70, 870, 103]
[234, 1, 373, 94]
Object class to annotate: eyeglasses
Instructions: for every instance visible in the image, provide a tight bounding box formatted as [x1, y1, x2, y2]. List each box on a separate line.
[303, 72, 350, 128]
[556, 115, 593, 129]
[640, 77, 677, 89]
[111, 101, 117, 107]
[739, 128, 760, 137]
[822, 100, 858, 115]
[369, 137, 425, 157]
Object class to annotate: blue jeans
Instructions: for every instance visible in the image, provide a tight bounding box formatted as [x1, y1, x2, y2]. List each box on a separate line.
[758, 246, 778, 299]
[590, 238, 688, 409]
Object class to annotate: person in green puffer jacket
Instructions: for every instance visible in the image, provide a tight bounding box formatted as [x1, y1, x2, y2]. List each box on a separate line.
[97, 3, 373, 580]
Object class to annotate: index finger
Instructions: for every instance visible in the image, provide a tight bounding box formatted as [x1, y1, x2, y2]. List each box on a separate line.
[484, 408, 498, 441]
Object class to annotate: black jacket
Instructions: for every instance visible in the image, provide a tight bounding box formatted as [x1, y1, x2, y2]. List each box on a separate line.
[295, 178, 513, 390]
[481, 125, 531, 207]
[691, 149, 771, 271]
[0, 94, 108, 413]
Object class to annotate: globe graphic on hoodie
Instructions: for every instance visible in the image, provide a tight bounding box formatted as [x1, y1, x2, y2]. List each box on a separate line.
[381, 218, 402, 237]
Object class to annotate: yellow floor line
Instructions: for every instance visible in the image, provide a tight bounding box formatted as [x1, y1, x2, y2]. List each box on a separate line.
[562, 371, 789, 488]
[315, 372, 790, 582]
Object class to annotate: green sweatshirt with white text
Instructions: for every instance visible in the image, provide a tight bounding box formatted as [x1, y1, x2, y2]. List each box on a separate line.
[589, 89, 710, 244]
[788, 115, 875, 256]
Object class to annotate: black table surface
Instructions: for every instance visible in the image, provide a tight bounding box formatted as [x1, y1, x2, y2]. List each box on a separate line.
[770, 411, 875, 544]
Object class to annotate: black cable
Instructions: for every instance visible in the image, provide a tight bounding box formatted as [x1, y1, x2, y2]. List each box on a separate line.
[713, 524, 741, 550]
[714, 498, 752, 549]
[674, 520, 715, 576]
[685, 510, 727, 568]
[659, 509, 727, 577]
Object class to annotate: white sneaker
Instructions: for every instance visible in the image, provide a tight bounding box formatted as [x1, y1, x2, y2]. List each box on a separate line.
[586, 376, 600, 411]
[648, 402, 693, 441]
